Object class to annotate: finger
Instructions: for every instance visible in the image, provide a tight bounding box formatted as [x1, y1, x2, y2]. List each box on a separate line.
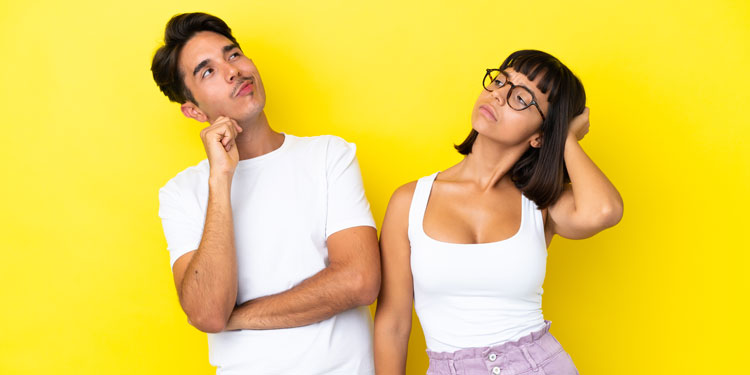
[221, 127, 235, 147]
[226, 122, 238, 140]
[231, 119, 242, 133]
[226, 139, 237, 152]
[221, 120, 237, 137]
[212, 118, 234, 132]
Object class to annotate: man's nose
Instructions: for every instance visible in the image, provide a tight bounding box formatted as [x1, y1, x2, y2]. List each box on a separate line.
[225, 64, 239, 82]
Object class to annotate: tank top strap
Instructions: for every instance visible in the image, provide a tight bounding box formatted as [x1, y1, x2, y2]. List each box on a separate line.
[521, 193, 546, 238]
[408, 172, 439, 238]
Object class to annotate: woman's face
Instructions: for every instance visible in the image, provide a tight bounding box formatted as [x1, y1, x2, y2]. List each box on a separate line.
[471, 67, 550, 148]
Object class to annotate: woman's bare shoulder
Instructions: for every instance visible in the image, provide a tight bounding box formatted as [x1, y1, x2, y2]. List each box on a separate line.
[388, 180, 418, 212]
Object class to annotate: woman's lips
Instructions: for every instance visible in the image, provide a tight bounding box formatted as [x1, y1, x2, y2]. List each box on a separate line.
[479, 105, 497, 122]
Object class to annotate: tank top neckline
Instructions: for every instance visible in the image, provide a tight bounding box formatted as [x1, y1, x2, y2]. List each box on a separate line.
[418, 172, 527, 247]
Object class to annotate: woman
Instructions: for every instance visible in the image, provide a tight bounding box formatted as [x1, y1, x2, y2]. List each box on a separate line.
[374, 50, 623, 375]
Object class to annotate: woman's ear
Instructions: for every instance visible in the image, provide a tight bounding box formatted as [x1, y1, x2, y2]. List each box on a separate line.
[180, 102, 209, 123]
[530, 132, 543, 148]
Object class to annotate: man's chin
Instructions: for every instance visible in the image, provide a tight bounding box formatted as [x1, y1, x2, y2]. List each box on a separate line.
[235, 105, 265, 122]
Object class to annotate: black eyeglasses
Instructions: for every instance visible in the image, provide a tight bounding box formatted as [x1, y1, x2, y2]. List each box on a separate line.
[483, 69, 545, 122]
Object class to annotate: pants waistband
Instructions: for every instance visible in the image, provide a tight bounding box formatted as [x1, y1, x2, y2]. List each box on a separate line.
[426, 320, 553, 360]
[425, 321, 566, 375]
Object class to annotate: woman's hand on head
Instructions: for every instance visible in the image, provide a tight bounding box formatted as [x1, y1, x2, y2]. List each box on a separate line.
[568, 107, 590, 141]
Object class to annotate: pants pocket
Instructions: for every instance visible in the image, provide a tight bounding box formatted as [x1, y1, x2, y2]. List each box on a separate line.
[539, 350, 579, 375]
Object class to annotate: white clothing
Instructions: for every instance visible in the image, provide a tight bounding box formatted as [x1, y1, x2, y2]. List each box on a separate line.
[409, 172, 548, 353]
[158, 134, 376, 374]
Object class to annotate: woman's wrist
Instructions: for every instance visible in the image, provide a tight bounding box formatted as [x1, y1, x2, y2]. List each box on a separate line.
[565, 133, 579, 145]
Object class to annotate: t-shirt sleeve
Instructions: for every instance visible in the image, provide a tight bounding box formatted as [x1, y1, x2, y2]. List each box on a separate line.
[325, 136, 376, 238]
[158, 180, 204, 269]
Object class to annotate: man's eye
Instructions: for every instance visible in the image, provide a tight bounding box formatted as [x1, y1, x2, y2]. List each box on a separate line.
[202, 68, 213, 78]
[230, 52, 240, 59]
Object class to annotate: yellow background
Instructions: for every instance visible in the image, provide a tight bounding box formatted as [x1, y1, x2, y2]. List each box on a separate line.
[1, 0, 748, 373]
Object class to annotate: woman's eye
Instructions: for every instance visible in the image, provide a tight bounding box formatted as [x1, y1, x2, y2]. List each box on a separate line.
[202, 68, 213, 78]
[517, 95, 527, 105]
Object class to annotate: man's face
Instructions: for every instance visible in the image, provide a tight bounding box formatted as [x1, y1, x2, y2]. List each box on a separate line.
[179, 31, 266, 123]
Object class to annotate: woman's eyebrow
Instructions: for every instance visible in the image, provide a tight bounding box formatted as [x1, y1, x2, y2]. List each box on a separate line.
[504, 71, 536, 93]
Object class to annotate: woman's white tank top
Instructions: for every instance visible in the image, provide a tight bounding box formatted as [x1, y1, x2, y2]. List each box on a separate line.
[409, 172, 548, 352]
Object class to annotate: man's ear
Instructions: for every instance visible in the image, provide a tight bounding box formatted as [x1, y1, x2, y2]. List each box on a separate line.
[180, 102, 208, 123]
[530, 132, 543, 148]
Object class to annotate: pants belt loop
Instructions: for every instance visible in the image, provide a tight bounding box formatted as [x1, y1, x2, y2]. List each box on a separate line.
[520, 345, 539, 372]
[448, 359, 458, 375]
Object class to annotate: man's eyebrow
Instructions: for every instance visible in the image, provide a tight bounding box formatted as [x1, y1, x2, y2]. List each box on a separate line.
[192, 59, 209, 77]
[192, 44, 241, 77]
[223, 43, 239, 53]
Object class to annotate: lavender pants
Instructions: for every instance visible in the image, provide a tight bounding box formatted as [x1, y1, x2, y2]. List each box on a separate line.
[425, 321, 579, 375]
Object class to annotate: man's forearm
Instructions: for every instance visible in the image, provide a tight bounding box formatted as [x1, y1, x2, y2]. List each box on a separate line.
[179, 176, 238, 332]
[225, 262, 372, 330]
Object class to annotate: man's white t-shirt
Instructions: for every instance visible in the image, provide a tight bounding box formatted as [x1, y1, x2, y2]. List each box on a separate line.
[158, 134, 376, 375]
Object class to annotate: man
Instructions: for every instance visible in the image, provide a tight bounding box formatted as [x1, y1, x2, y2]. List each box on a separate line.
[152, 12, 381, 374]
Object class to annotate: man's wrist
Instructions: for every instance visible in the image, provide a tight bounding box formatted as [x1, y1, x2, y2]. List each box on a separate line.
[208, 174, 233, 192]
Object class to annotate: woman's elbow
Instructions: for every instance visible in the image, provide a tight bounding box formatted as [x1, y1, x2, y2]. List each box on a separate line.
[598, 200, 624, 228]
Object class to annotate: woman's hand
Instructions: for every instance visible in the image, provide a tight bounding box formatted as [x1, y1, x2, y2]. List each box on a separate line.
[568, 107, 590, 141]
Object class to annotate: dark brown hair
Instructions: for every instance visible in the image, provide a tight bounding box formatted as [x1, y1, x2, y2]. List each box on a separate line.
[455, 50, 586, 209]
[151, 13, 240, 105]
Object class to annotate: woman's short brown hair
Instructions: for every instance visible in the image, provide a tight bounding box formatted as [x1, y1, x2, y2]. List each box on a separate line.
[455, 50, 586, 209]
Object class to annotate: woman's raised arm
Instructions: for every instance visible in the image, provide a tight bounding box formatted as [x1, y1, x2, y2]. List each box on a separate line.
[547, 107, 624, 239]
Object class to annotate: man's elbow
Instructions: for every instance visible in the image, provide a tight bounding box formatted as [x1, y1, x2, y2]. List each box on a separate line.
[190, 316, 227, 333]
[185, 311, 229, 333]
[351, 270, 381, 306]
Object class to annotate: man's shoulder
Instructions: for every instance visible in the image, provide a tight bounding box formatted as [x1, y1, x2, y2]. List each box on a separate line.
[159, 159, 210, 196]
[284, 134, 357, 162]
[286, 133, 351, 149]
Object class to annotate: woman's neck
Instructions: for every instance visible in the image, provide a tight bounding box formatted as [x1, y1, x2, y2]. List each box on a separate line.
[451, 134, 529, 191]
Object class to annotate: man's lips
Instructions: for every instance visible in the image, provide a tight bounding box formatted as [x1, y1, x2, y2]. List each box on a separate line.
[479, 104, 497, 122]
[235, 78, 254, 97]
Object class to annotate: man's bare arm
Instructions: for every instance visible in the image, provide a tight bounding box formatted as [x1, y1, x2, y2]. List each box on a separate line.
[225, 225, 381, 330]
[172, 116, 243, 333]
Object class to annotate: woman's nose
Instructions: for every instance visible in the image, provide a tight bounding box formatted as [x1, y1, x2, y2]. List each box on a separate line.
[491, 87, 507, 105]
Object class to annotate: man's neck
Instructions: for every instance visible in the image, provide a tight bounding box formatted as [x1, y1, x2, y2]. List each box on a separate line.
[234, 111, 285, 160]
